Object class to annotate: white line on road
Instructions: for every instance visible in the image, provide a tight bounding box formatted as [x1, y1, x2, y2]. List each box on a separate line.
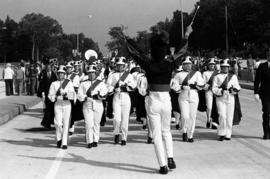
[45, 150, 65, 179]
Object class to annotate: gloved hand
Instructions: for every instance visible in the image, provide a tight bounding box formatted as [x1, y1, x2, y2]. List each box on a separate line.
[204, 84, 210, 90]
[182, 85, 190, 90]
[57, 96, 63, 101]
[254, 94, 260, 103]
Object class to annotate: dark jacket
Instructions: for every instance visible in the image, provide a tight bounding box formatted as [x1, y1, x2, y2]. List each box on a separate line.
[37, 70, 57, 97]
[254, 62, 270, 99]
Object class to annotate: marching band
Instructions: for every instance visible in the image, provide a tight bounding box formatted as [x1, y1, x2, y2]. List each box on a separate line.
[39, 43, 243, 174]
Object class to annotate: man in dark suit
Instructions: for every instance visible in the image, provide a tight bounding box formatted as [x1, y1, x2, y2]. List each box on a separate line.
[254, 51, 270, 139]
[37, 64, 57, 129]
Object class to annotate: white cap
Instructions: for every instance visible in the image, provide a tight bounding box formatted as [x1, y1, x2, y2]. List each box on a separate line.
[116, 57, 126, 65]
[220, 59, 230, 67]
[208, 58, 216, 65]
[182, 56, 192, 64]
[74, 61, 80, 66]
[87, 65, 97, 73]
[66, 61, 74, 68]
[57, 65, 66, 73]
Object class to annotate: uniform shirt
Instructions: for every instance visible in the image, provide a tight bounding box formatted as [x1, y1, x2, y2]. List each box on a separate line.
[67, 73, 80, 88]
[48, 80, 75, 102]
[3, 67, 14, 79]
[77, 79, 108, 102]
[106, 71, 136, 93]
[202, 70, 217, 90]
[137, 73, 148, 96]
[172, 71, 204, 92]
[212, 73, 241, 97]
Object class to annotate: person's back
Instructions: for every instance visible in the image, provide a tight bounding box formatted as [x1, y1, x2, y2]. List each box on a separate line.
[16, 68, 24, 80]
[4, 65, 14, 80]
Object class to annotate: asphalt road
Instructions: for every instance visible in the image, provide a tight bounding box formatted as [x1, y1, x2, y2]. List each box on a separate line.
[1, 89, 270, 179]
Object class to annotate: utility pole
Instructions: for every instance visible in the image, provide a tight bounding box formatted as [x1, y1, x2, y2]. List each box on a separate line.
[225, 0, 229, 57]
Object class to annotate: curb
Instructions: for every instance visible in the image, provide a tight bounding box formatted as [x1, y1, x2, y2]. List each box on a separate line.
[0, 96, 41, 126]
[240, 83, 253, 90]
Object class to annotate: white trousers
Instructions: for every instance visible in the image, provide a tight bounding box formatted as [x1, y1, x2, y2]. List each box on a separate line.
[113, 92, 131, 141]
[83, 100, 104, 144]
[179, 90, 199, 139]
[145, 96, 153, 138]
[205, 90, 214, 122]
[54, 100, 71, 146]
[146, 92, 173, 167]
[216, 95, 235, 138]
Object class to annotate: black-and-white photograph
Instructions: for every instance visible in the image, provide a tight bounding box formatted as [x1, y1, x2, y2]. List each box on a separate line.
[0, 0, 270, 178]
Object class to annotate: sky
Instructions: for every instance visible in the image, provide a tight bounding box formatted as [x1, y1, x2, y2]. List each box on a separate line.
[0, 0, 197, 55]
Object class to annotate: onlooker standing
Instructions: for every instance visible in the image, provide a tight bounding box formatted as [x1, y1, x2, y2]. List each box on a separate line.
[28, 63, 38, 95]
[15, 64, 25, 95]
[2, 63, 14, 96]
[247, 54, 255, 81]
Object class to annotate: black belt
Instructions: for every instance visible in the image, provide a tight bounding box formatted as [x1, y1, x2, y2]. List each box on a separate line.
[149, 84, 170, 92]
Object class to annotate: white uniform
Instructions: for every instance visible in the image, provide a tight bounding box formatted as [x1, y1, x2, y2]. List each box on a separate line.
[107, 71, 136, 141]
[78, 79, 108, 144]
[67, 73, 80, 90]
[48, 80, 75, 146]
[202, 70, 216, 123]
[172, 71, 204, 139]
[137, 73, 153, 139]
[212, 73, 241, 138]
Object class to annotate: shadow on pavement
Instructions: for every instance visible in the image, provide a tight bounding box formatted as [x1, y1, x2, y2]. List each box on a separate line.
[18, 153, 157, 174]
[1, 137, 55, 148]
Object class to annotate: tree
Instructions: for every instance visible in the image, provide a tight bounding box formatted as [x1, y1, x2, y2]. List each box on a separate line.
[19, 13, 63, 61]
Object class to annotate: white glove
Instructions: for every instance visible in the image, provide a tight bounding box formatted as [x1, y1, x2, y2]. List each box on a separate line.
[119, 81, 125, 86]
[254, 94, 260, 103]
[57, 96, 63, 101]
[60, 88, 65, 95]
[182, 85, 190, 90]
[87, 97, 92, 101]
[204, 84, 210, 90]
[42, 92, 45, 98]
[115, 88, 121, 93]
[223, 90, 229, 96]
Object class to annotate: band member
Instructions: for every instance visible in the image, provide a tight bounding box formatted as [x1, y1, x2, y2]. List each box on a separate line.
[172, 56, 204, 143]
[107, 57, 136, 146]
[126, 30, 178, 174]
[48, 65, 75, 149]
[254, 50, 270, 139]
[38, 63, 57, 129]
[78, 65, 108, 148]
[137, 70, 153, 143]
[66, 61, 82, 135]
[212, 59, 241, 141]
[202, 58, 218, 128]
[170, 64, 182, 130]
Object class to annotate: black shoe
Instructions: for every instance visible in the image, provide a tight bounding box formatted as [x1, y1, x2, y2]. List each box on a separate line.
[136, 118, 143, 124]
[224, 137, 231, 141]
[168, 158, 176, 169]
[121, 140, 126, 146]
[87, 143, 93, 148]
[93, 142, 98, 147]
[62, 145, 67, 150]
[176, 124, 180, 130]
[188, 138, 194, 143]
[263, 135, 268, 140]
[114, 135, 120, 144]
[41, 122, 51, 129]
[159, 166, 168, 175]
[147, 137, 152, 144]
[211, 125, 217, 130]
[142, 125, 147, 130]
[57, 140, 62, 148]
[206, 122, 210, 128]
[182, 133, 187, 142]
[68, 132, 73, 136]
[219, 136, 225, 141]
[100, 122, 105, 127]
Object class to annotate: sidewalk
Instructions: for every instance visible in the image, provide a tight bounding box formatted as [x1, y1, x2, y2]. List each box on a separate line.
[0, 95, 41, 125]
